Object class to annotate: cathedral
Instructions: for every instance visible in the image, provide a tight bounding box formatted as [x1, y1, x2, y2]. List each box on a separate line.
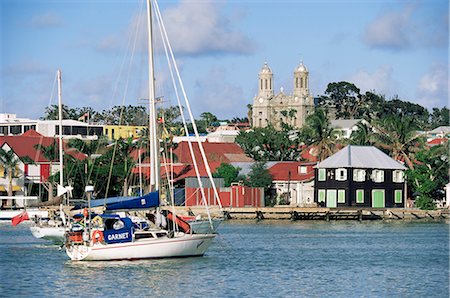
[251, 61, 314, 129]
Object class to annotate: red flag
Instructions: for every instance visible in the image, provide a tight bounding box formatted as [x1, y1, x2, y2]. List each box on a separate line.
[11, 211, 29, 226]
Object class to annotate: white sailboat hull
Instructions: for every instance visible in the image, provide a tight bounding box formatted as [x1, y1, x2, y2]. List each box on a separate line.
[189, 218, 223, 234]
[66, 233, 215, 261]
[30, 226, 66, 243]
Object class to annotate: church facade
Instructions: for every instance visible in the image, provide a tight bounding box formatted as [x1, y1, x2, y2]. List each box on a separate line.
[251, 61, 314, 129]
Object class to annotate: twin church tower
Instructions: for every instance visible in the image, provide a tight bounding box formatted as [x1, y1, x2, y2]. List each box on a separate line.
[251, 61, 314, 129]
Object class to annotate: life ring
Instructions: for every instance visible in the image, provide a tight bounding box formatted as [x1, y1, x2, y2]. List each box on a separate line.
[92, 230, 104, 243]
[83, 208, 89, 217]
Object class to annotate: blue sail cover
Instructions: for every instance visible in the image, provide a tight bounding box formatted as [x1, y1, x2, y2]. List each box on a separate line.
[90, 191, 159, 211]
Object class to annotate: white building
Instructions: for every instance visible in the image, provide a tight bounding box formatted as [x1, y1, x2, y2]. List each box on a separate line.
[268, 162, 316, 207]
[330, 119, 364, 139]
[0, 113, 102, 140]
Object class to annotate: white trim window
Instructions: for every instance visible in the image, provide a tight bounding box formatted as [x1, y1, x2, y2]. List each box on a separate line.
[393, 170, 404, 183]
[299, 166, 307, 174]
[335, 168, 347, 181]
[371, 170, 384, 183]
[318, 169, 326, 181]
[353, 169, 366, 182]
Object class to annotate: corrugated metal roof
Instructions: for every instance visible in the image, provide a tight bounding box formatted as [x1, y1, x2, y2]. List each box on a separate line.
[316, 145, 407, 170]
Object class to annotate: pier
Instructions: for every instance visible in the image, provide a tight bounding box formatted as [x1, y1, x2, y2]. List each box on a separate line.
[163, 206, 450, 221]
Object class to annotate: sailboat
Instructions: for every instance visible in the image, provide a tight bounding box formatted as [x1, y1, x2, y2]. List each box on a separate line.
[29, 69, 68, 244]
[65, 0, 217, 261]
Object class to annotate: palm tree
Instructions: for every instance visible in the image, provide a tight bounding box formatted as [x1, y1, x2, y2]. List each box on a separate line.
[371, 116, 423, 169]
[350, 121, 374, 146]
[302, 109, 340, 161]
[0, 148, 21, 206]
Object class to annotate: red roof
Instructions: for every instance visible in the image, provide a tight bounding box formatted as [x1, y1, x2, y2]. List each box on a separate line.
[268, 161, 316, 182]
[0, 130, 87, 162]
[427, 138, 448, 146]
[173, 141, 253, 164]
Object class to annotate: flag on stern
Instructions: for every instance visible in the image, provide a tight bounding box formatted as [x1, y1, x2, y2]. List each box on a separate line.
[11, 211, 29, 226]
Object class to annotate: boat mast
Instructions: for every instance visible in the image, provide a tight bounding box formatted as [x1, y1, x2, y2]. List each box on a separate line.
[57, 69, 65, 205]
[147, 0, 159, 192]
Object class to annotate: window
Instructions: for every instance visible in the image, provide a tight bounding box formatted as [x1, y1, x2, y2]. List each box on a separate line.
[0, 126, 7, 135]
[356, 189, 364, 203]
[335, 168, 347, 181]
[371, 170, 384, 183]
[318, 189, 326, 203]
[10, 125, 22, 135]
[318, 169, 326, 181]
[338, 190, 345, 203]
[353, 169, 366, 182]
[393, 170, 404, 183]
[395, 190, 402, 204]
[299, 166, 307, 174]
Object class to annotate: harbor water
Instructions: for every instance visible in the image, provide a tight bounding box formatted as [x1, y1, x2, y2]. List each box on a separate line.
[1, 220, 448, 297]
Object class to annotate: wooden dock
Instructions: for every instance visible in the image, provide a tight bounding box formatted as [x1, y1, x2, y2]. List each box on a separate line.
[163, 206, 450, 221]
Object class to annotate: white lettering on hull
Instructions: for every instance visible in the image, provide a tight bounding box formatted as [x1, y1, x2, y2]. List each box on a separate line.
[107, 232, 130, 241]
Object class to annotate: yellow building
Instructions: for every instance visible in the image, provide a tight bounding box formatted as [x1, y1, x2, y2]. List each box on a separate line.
[103, 125, 146, 141]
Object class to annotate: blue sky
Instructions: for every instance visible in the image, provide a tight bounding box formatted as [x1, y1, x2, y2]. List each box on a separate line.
[1, 0, 448, 120]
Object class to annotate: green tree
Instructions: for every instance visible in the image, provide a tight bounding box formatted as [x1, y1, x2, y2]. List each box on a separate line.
[301, 109, 340, 161]
[379, 98, 430, 129]
[213, 163, 243, 187]
[41, 104, 79, 120]
[318, 81, 366, 119]
[246, 162, 272, 188]
[246, 162, 273, 206]
[350, 121, 374, 146]
[235, 125, 303, 161]
[96, 105, 148, 125]
[406, 143, 448, 209]
[430, 107, 450, 128]
[371, 116, 423, 169]
[200, 112, 218, 131]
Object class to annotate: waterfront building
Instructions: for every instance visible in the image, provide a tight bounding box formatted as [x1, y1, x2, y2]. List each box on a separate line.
[0, 130, 87, 206]
[0, 113, 102, 140]
[314, 145, 407, 208]
[251, 61, 314, 129]
[268, 161, 316, 207]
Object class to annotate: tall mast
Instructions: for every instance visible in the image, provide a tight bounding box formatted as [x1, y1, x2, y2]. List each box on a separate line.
[146, 0, 159, 191]
[57, 69, 65, 204]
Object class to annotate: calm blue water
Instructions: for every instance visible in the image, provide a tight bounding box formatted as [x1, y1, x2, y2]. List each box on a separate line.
[1, 220, 448, 297]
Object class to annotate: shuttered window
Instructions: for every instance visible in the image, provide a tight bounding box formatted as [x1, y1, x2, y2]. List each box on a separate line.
[395, 190, 402, 204]
[338, 190, 345, 203]
[318, 169, 326, 181]
[356, 189, 364, 203]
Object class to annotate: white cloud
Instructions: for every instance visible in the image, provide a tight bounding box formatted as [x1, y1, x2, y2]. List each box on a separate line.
[363, 5, 415, 50]
[30, 12, 64, 28]
[363, 3, 448, 50]
[348, 65, 398, 96]
[192, 66, 245, 119]
[416, 64, 448, 108]
[162, 0, 255, 56]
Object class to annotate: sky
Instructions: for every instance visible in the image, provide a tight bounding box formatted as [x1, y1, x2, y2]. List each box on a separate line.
[1, 0, 448, 121]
